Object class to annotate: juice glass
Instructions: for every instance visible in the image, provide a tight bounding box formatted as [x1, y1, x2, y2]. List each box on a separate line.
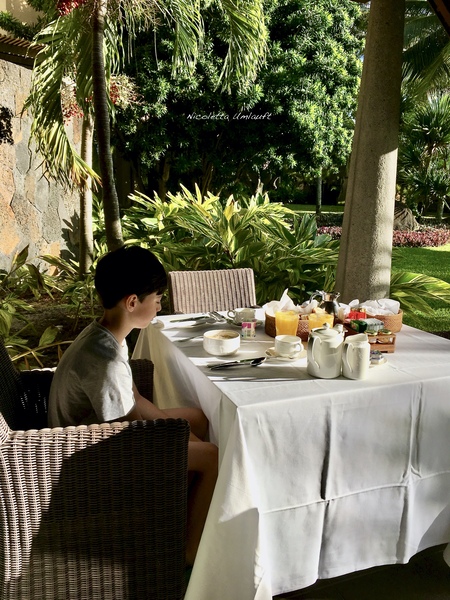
[307, 312, 334, 331]
[275, 310, 299, 336]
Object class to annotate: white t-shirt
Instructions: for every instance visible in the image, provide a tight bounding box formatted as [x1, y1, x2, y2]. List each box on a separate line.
[48, 320, 135, 427]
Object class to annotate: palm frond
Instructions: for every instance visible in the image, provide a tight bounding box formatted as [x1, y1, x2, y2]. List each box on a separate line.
[217, 0, 268, 89]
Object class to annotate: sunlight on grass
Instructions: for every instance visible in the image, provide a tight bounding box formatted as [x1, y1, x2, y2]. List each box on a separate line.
[392, 244, 450, 332]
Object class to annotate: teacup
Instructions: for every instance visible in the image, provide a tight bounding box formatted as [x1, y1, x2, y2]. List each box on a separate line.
[203, 329, 241, 356]
[274, 335, 303, 358]
[227, 307, 256, 324]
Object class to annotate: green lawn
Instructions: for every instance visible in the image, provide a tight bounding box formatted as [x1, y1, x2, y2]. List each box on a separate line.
[392, 244, 450, 333]
[292, 205, 450, 332]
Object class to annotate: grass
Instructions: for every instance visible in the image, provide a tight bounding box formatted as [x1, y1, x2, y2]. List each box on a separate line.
[292, 205, 450, 333]
[392, 243, 450, 333]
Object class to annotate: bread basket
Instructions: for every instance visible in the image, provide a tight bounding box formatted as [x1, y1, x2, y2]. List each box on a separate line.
[371, 309, 403, 333]
[265, 313, 310, 341]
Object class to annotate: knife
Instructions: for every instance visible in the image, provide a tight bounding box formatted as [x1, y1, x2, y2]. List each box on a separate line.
[208, 357, 266, 370]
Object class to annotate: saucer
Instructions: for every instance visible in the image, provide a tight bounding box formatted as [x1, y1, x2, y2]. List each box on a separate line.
[265, 347, 307, 361]
[228, 318, 263, 327]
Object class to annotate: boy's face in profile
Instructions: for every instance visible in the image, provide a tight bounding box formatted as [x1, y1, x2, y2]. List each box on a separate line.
[131, 292, 164, 329]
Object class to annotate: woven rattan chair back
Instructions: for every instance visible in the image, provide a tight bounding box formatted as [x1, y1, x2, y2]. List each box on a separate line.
[0, 336, 26, 430]
[168, 268, 257, 313]
[0, 338, 188, 599]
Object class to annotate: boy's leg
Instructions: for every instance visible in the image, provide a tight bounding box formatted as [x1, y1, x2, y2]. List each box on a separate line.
[186, 441, 218, 566]
[164, 406, 209, 441]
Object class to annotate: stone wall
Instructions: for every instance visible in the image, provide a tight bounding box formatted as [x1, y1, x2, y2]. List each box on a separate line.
[0, 58, 79, 272]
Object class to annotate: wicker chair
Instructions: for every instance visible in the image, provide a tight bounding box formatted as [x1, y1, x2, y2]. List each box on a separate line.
[0, 338, 189, 600]
[168, 268, 257, 313]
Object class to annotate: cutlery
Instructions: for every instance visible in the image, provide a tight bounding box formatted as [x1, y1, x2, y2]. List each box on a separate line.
[177, 334, 203, 343]
[208, 356, 266, 370]
[208, 311, 227, 322]
[170, 312, 226, 325]
[170, 315, 208, 323]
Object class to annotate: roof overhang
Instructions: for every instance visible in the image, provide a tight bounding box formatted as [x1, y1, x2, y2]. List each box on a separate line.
[0, 34, 42, 68]
[428, 0, 450, 35]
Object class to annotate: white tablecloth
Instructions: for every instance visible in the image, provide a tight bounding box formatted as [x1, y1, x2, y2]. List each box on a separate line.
[132, 315, 450, 600]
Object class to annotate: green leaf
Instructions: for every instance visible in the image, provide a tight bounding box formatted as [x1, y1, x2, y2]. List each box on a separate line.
[38, 325, 61, 347]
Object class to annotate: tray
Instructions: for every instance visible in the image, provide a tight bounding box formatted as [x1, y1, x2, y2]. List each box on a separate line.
[344, 324, 396, 353]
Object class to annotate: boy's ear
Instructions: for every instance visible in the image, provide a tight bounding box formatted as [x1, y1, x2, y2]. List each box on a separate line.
[124, 294, 139, 311]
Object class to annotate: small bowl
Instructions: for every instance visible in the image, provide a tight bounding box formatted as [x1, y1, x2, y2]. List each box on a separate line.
[203, 329, 240, 356]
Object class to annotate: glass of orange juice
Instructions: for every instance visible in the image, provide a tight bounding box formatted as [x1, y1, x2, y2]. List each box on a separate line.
[275, 310, 299, 336]
[307, 312, 334, 331]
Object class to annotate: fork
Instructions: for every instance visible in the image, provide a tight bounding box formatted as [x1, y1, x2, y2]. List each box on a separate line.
[208, 311, 227, 322]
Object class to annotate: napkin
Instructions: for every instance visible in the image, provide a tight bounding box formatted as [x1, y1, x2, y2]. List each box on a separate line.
[263, 289, 318, 317]
[338, 298, 400, 319]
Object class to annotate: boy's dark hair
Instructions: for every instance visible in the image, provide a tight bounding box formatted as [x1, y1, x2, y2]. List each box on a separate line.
[95, 246, 167, 309]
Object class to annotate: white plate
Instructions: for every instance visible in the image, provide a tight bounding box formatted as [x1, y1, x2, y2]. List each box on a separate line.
[265, 347, 307, 361]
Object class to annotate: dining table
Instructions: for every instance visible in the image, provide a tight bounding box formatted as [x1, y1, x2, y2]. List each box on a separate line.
[132, 311, 450, 600]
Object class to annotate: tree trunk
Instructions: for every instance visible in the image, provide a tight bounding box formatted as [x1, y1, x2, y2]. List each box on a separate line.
[335, 0, 405, 303]
[79, 114, 95, 276]
[92, 0, 123, 250]
[436, 196, 445, 222]
[315, 173, 322, 216]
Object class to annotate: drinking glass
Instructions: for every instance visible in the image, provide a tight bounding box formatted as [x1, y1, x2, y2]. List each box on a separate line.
[275, 310, 299, 336]
[307, 312, 334, 331]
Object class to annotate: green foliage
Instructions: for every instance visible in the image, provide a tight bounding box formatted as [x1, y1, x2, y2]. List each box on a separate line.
[403, 1, 450, 95]
[398, 93, 450, 217]
[123, 186, 339, 304]
[0, 246, 64, 363]
[115, 0, 363, 199]
[41, 242, 107, 320]
[390, 271, 450, 314]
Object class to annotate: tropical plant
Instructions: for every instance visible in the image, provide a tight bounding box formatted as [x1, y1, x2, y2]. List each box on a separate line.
[398, 93, 450, 220]
[389, 271, 450, 313]
[0, 246, 64, 363]
[24, 0, 267, 260]
[115, 0, 364, 200]
[122, 186, 340, 304]
[403, 0, 450, 96]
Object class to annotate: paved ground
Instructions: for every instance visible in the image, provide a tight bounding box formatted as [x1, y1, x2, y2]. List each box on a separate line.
[274, 545, 450, 600]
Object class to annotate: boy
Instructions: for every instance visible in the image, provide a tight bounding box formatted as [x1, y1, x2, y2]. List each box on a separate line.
[48, 245, 218, 565]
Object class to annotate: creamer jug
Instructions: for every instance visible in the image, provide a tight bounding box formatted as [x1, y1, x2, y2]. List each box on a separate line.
[342, 333, 370, 380]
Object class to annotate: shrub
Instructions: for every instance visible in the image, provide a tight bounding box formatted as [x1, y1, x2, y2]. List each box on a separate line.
[123, 186, 340, 305]
[317, 226, 450, 247]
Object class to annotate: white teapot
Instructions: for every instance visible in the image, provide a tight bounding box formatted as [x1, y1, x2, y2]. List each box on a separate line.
[307, 323, 344, 379]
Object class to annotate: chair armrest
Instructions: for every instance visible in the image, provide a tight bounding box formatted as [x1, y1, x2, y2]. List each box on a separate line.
[17, 368, 55, 430]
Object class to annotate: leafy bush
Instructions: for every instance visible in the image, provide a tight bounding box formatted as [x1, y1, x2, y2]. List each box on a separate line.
[0, 246, 64, 364]
[392, 227, 450, 247]
[317, 226, 450, 247]
[123, 186, 340, 305]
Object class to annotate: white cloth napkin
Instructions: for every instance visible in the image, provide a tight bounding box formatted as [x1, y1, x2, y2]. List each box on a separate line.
[338, 298, 401, 319]
[263, 289, 318, 317]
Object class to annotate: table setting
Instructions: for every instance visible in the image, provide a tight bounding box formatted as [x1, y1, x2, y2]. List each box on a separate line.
[133, 300, 450, 600]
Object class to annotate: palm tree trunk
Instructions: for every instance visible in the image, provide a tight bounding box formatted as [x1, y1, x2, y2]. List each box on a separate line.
[436, 196, 445, 222]
[92, 0, 123, 250]
[79, 114, 95, 276]
[315, 172, 322, 216]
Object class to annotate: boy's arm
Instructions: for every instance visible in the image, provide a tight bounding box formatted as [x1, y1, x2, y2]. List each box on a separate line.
[131, 383, 170, 420]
